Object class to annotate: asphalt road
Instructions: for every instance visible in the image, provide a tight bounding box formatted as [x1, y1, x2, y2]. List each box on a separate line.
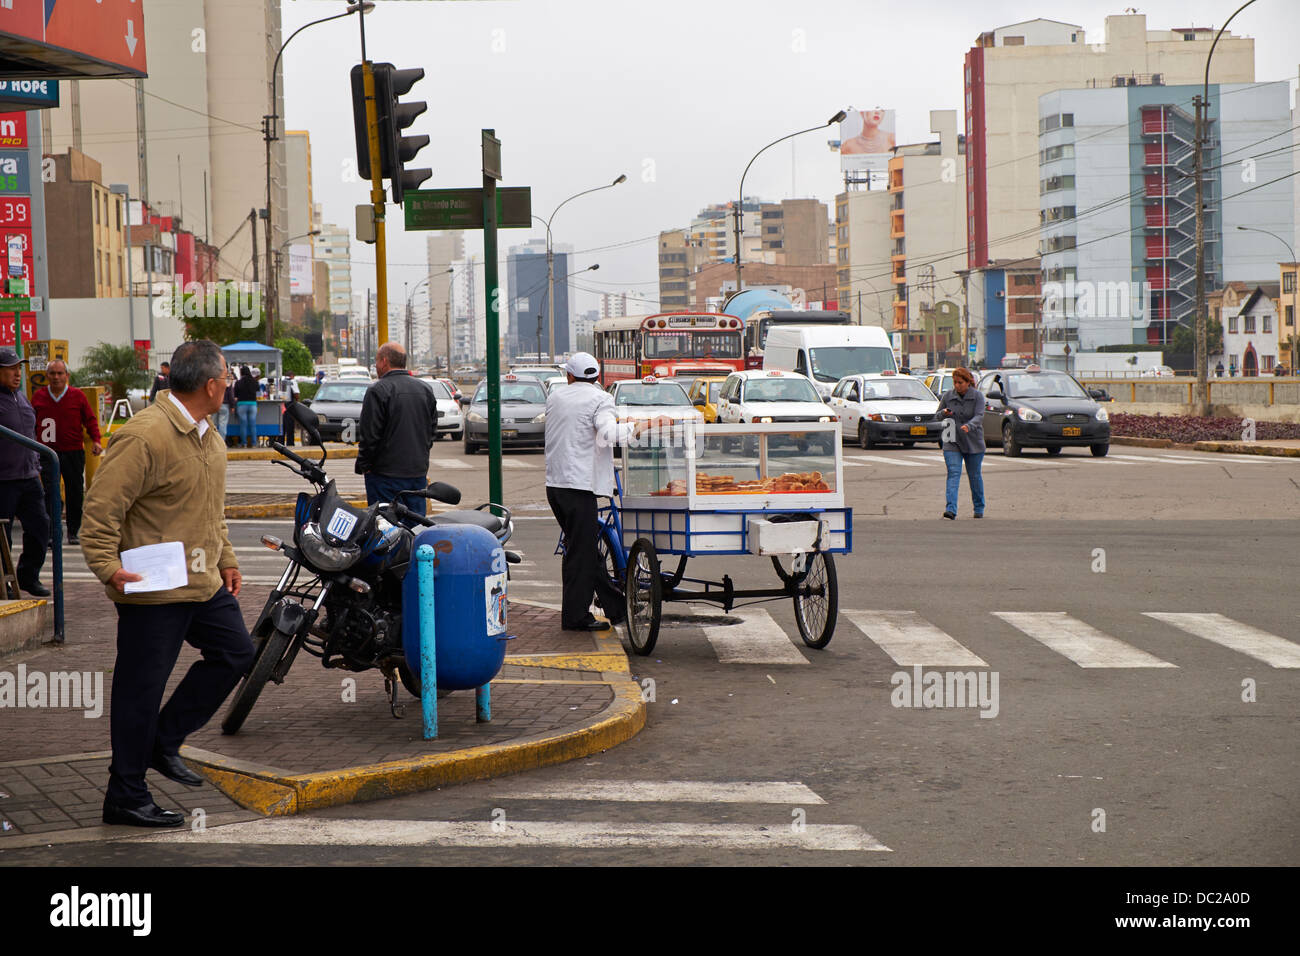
[5, 442, 1298, 866]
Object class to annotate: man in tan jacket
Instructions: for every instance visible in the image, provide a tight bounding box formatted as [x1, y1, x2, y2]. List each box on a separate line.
[82, 339, 254, 828]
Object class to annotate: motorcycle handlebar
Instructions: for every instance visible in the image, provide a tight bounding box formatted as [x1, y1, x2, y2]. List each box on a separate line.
[270, 440, 308, 467]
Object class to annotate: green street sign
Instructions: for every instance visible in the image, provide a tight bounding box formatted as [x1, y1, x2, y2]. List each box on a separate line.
[404, 186, 532, 231]
[7, 278, 24, 295]
[0, 296, 30, 311]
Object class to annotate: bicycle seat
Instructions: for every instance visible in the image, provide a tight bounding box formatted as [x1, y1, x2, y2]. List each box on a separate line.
[426, 510, 507, 535]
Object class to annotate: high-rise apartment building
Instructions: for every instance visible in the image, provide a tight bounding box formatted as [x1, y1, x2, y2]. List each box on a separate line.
[507, 239, 571, 359]
[314, 224, 352, 343]
[964, 13, 1253, 269]
[834, 189, 892, 327]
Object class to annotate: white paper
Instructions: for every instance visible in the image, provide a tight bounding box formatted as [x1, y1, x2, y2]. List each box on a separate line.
[120, 541, 189, 594]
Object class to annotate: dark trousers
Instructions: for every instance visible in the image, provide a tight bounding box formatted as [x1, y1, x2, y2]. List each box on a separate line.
[281, 407, 295, 446]
[364, 473, 427, 525]
[547, 486, 623, 628]
[40, 449, 85, 538]
[107, 589, 255, 806]
[0, 476, 49, 585]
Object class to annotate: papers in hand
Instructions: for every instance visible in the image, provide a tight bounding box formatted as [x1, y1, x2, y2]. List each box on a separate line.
[120, 541, 188, 594]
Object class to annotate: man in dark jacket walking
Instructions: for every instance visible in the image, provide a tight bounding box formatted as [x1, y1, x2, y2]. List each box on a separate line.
[937, 366, 985, 520]
[356, 342, 438, 518]
[0, 349, 51, 596]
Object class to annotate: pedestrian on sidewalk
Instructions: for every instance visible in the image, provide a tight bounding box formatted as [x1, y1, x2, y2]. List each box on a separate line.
[356, 342, 438, 521]
[233, 365, 259, 448]
[148, 362, 170, 403]
[32, 359, 103, 545]
[544, 352, 671, 631]
[0, 349, 51, 596]
[280, 374, 301, 446]
[82, 339, 254, 829]
[937, 366, 985, 520]
[217, 367, 236, 444]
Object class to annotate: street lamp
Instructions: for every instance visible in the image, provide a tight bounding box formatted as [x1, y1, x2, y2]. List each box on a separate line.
[1237, 224, 1297, 371]
[734, 111, 847, 293]
[264, 2, 372, 346]
[541, 175, 626, 362]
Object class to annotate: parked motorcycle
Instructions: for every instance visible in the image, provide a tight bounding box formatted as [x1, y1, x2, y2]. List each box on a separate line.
[221, 402, 519, 734]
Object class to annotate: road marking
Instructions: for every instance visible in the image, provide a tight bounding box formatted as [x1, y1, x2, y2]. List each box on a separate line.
[501, 780, 827, 804]
[500, 459, 538, 469]
[705, 608, 808, 665]
[842, 610, 988, 667]
[429, 458, 473, 470]
[993, 611, 1177, 668]
[1143, 613, 1300, 668]
[144, 818, 889, 851]
[842, 456, 932, 468]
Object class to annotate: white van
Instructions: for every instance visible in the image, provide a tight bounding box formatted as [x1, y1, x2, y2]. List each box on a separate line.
[762, 325, 897, 400]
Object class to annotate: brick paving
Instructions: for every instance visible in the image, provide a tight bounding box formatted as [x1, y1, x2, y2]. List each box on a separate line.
[0, 580, 621, 838]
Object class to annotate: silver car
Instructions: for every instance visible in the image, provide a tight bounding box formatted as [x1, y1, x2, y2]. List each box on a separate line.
[464, 377, 549, 454]
[305, 380, 371, 442]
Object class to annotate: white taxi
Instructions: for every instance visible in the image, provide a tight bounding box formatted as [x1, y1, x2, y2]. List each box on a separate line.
[609, 376, 705, 425]
[829, 372, 940, 448]
[716, 369, 835, 424]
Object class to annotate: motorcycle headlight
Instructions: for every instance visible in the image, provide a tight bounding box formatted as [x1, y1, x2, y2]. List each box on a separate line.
[467, 410, 486, 423]
[298, 522, 361, 572]
[1095, 407, 1109, 422]
[1017, 406, 1042, 422]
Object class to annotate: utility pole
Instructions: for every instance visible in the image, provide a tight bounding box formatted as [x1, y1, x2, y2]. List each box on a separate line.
[1194, 93, 1208, 413]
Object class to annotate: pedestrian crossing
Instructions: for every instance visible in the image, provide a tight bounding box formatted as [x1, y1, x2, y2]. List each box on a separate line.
[838, 450, 1298, 470]
[654, 605, 1300, 670]
[143, 779, 889, 852]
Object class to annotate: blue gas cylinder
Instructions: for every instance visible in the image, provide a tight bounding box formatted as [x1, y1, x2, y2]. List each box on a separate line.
[401, 523, 512, 690]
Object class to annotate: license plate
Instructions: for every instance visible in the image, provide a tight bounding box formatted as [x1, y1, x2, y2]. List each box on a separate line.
[502, 429, 518, 438]
[1062, 426, 1081, 436]
[910, 425, 927, 435]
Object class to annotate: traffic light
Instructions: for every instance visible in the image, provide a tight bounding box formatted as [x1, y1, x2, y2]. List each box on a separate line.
[348, 62, 432, 205]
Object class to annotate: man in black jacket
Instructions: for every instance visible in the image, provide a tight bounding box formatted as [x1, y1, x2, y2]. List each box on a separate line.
[356, 343, 438, 519]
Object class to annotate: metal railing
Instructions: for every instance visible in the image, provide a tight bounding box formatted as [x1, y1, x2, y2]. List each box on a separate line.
[0, 424, 64, 642]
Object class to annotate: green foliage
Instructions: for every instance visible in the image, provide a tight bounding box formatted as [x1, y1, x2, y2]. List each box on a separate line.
[298, 382, 319, 402]
[76, 342, 151, 402]
[1171, 317, 1224, 357]
[275, 337, 314, 377]
[177, 281, 272, 345]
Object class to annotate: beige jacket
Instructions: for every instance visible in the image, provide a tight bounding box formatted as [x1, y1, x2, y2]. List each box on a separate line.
[82, 392, 237, 604]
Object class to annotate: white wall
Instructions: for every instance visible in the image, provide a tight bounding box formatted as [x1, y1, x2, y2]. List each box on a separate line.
[49, 298, 188, 371]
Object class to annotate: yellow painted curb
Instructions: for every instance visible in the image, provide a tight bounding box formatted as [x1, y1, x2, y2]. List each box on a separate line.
[0, 598, 47, 620]
[226, 444, 358, 462]
[505, 652, 628, 672]
[224, 499, 368, 520]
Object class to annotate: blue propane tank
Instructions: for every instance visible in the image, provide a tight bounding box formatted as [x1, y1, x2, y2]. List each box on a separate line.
[401, 523, 512, 691]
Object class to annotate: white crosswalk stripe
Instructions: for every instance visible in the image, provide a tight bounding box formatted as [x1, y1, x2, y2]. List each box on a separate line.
[500, 459, 538, 470]
[1143, 612, 1300, 668]
[993, 611, 1177, 668]
[842, 610, 988, 667]
[429, 458, 473, 470]
[502, 780, 827, 804]
[704, 608, 808, 665]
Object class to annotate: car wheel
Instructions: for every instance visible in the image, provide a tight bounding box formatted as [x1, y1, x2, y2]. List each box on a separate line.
[451, 430, 463, 441]
[1002, 424, 1022, 457]
[433, 431, 444, 441]
[1090, 443, 1109, 457]
[902, 440, 915, 448]
[1046, 445, 1062, 456]
[464, 437, 478, 455]
[857, 422, 873, 450]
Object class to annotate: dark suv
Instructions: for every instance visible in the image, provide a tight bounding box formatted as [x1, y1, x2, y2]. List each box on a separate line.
[976, 367, 1111, 457]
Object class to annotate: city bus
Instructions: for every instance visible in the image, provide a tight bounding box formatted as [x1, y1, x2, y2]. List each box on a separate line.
[592, 313, 745, 388]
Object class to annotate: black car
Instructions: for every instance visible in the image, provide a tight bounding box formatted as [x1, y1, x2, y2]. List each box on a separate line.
[976, 368, 1111, 457]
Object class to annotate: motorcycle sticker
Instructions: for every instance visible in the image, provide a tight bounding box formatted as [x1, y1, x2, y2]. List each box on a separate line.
[326, 509, 357, 540]
[485, 571, 507, 636]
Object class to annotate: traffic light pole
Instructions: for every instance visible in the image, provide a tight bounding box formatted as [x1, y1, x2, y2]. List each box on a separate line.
[362, 60, 389, 346]
[483, 130, 503, 508]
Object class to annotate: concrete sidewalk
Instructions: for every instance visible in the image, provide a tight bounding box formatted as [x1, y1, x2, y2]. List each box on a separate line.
[0, 580, 643, 848]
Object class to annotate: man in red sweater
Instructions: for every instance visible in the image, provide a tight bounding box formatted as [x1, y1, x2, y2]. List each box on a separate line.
[32, 359, 103, 545]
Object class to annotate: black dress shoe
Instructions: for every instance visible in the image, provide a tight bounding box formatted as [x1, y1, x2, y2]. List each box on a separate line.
[942, 511, 956, 521]
[67, 533, 80, 544]
[102, 800, 185, 828]
[150, 750, 205, 787]
[563, 620, 611, 631]
[18, 579, 50, 597]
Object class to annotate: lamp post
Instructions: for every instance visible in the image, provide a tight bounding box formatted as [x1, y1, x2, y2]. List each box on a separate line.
[264, 3, 372, 350]
[734, 111, 847, 293]
[1195, 0, 1257, 410]
[1237, 224, 1297, 371]
[541, 175, 626, 362]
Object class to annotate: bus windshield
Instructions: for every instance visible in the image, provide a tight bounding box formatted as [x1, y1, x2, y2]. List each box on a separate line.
[808, 346, 896, 383]
[644, 331, 741, 359]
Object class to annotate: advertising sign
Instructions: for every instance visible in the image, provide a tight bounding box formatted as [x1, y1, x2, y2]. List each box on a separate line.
[288, 244, 313, 296]
[0, 111, 27, 149]
[0, 0, 147, 77]
[0, 79, 58, 111]
[840, 108, 896, 174]
[0, 152, 30, 194]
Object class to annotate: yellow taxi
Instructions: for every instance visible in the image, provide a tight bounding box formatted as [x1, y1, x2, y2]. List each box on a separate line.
[686, 375, 729, 423]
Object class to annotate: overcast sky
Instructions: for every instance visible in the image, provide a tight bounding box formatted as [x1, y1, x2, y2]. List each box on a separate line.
[281, 0, 1299, 320]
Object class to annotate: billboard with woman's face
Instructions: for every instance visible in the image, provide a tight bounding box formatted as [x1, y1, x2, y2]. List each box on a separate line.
[840, 109, 896, 173]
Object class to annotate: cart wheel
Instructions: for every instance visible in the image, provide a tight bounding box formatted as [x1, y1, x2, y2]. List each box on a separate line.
[625, 538, 662, 656]
[792, 551, 838, 649]
[595, 525, 624, 614]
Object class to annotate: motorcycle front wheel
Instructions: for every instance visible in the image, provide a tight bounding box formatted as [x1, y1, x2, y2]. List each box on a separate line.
[221, 627, 293, 735]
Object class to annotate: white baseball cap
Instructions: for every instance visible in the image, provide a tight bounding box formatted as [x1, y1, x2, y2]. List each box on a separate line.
[563, 352, 600, 379]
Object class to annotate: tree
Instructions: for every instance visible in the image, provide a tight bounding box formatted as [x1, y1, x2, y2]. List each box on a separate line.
[76, 342, 151, 402]
[176, 281, 275, 345]
[275, 337, 314, 377]
[1172, 317, 1224, 357]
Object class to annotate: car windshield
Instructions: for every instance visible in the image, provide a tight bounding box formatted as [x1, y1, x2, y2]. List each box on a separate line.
[420, 379, 451, 399]
[857, 379, 935, 401]
[744, 377, 821, 403]
[474, 381, 547, 403]
[707, 382, 721, 403]
[808, 346, 896, 383]
[614, 383, 691, 406]
[314, 383, 369, 403]
[1004, 372, 1088, 400]
[643, 331, 742, 359]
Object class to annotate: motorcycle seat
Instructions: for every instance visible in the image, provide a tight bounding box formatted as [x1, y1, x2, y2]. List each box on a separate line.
[426, 510, 506, 535]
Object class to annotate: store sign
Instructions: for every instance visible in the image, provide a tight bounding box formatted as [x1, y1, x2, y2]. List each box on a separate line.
[0, 79, 59, 111]
[0, 152, 29, 194]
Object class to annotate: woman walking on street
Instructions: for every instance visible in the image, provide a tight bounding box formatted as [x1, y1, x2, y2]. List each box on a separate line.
[937, 366, 985, 520]
[234, 366, 260, 448]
